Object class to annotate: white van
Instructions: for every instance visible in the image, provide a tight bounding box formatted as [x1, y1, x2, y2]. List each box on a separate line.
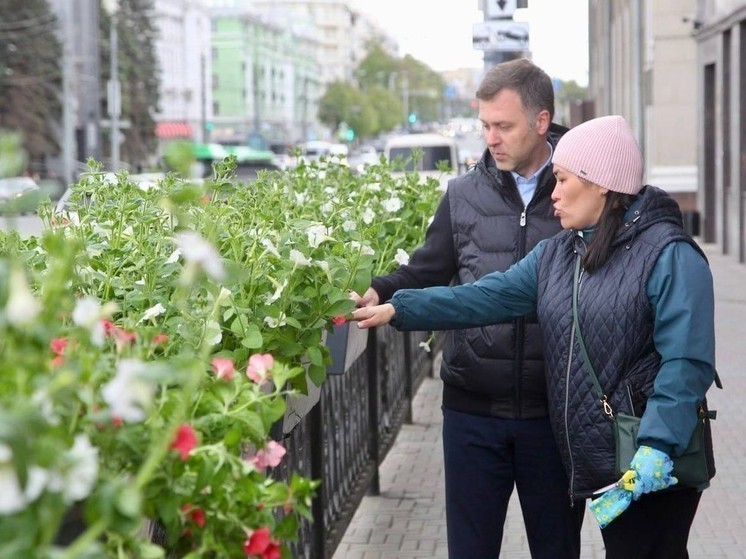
[384, 133, 460, 189]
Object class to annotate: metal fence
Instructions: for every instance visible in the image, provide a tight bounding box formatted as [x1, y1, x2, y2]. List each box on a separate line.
[273, 328, 437, 558]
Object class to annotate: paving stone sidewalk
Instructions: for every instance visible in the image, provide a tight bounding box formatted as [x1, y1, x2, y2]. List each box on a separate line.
[333, 243, 746, 559]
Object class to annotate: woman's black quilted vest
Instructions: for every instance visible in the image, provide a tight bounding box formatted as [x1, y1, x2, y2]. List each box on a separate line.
[536, 186, 701, 498]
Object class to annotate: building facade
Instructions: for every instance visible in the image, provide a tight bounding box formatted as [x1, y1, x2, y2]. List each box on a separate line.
[209, 5, 324, 144]
[588, 0, 700, 214]
[152, 0, 213, 146]
[694, 0, 746, 262]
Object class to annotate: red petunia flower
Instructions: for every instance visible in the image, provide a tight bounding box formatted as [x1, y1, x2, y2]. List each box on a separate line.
[181, 504, 206, 528]
[170, 424, 198, 460]
[244, 526, 271, 555]
[244, 526, 281, 558]
[331, 315, 347, 326]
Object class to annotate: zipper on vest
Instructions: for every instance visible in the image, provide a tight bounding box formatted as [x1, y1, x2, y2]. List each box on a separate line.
[520, 211, 527, 227]
[566, 262, 585, 504]
[565, 324, 577, 504]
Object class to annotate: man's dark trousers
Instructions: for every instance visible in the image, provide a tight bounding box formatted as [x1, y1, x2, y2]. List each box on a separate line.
[442, 407, 584, 558]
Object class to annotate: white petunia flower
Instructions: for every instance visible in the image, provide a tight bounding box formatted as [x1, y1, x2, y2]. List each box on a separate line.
[60, 435, 99, 502]
[205, 320, 222, 346]
[419, 340, 432, 353]
[394, 249, 410, 266]
[260, 238, 281, 258]
[383, 196, 403, 213]
[72, 296, 101, 328]
[342, 220, 357, 232]
[264, 313, 287, 329]
[362, 208, 375, 225]
[72, 295, 111, 346]
[217, 287, 232, 304]
[101, 358, 155, 422]
[364, 182, 381, 192]
[138, 302, 166, 323]
[0, 446, 49, 516]
[166, 248, 182, 264]
[306, 224, 332, 248]
[5, 266, 41, 326]
[31, 390, 59, 425]
[289, 249, 312, 267]
[350, 241, 375, 256]
[174, 231, 225, 282]
[264, 278, 288, 304]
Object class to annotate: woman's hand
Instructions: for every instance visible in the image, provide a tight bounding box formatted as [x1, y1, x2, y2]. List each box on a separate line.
[351, 303, 396, 329]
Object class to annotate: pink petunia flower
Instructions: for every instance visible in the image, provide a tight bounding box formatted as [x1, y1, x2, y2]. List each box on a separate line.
[211, 357, 235, 381]
[246, 353, 274, 385]
[170, 424, 198, 460]
[331, 315, 347, 326]
[152, 333, 169, 345]
[247, 440, 286, 471]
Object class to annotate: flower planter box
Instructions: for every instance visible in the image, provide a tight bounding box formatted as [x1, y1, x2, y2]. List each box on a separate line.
[326, 322, 368, 376]
[280, 367, 322, 436]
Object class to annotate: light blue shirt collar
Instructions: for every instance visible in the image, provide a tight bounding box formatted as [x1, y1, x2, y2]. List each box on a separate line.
[511, 142, 554, 207]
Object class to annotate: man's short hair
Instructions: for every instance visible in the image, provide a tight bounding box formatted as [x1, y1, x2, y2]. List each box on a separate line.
[476, 58, 555, 122]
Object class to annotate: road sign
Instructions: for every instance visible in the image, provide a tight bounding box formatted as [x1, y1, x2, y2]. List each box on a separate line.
[472, 20, 529, 52]
[484, 0, 517, 20]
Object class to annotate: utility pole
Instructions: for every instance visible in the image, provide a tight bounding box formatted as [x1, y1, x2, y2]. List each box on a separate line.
[103, 0, 121, 172]
[402, 74, 409, 128]
[61, 0, 75, 186]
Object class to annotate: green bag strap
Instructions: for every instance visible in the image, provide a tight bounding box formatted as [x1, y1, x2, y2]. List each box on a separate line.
[572, 254, 615, 419]
[572, 253, 721, 419]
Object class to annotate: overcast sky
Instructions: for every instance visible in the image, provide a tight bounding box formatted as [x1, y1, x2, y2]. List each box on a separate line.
[349, 0, 589, 85]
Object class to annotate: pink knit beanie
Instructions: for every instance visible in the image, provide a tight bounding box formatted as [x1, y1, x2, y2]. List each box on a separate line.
[552, 115, 643, 195]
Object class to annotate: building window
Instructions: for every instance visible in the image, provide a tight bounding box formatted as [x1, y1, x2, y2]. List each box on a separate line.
[213, 102, 220, 116]
[212, 74, 219, 89]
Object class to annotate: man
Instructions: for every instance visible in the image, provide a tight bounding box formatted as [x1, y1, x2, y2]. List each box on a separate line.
[352, 59, 584, 558]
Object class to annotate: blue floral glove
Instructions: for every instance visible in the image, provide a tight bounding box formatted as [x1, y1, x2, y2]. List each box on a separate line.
[629, 445, 678, 500]
[589, 487, 633, 529]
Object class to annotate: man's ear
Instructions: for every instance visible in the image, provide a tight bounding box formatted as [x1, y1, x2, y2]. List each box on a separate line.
[535, 109, 551, 135]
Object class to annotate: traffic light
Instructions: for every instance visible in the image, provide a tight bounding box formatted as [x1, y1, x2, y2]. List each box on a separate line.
[408, 112, 417, 124]
[344, 128, 355, 141]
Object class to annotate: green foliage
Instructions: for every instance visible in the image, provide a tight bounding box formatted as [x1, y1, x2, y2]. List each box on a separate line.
[0, 150, 444, 557]
[320, 44, 447, 138]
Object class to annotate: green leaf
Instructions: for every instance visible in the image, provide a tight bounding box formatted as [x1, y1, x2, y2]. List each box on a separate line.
[306, 346, 323, 367]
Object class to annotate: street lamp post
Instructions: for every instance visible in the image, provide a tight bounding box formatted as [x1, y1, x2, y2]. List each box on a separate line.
[103, 0, 120, 172]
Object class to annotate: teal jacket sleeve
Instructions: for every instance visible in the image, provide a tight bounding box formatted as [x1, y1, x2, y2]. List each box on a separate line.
[637, 241, 716, 457]
[390, 241, 545, 331]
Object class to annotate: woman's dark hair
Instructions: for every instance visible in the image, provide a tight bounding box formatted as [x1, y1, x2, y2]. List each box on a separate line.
[583, 192, 635, 273]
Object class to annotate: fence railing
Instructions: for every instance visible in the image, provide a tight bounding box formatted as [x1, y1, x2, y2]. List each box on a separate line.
[273, 328, 437, 558]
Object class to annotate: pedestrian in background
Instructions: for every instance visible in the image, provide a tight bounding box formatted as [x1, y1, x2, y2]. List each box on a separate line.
[351, 58, 583, 559]
[353, 115, 717, 559]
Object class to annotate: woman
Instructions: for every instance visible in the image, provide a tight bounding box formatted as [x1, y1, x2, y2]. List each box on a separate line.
[352, 115, 717, 559]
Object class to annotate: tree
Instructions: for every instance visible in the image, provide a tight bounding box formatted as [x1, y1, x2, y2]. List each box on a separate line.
[399, 55, 445, 125]
[100, 0, 160, 169]
[318, 81, 377, 140]
[365, 85, 402, 133]
[0, 0, 62, 170]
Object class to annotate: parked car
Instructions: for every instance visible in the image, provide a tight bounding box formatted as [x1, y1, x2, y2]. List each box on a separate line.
[0, 176, 42, 214]
[384, 133, 460, 189]
[347, 144, 380, 174]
